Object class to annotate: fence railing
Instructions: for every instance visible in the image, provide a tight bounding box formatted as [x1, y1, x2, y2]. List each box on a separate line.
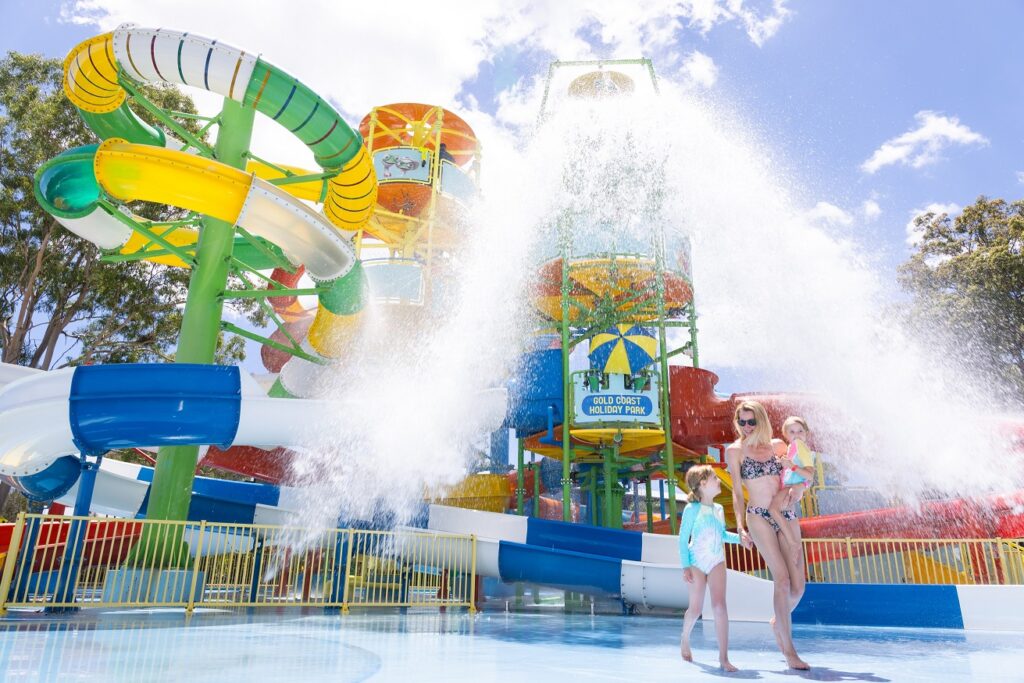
[726, 536, 1024, 585]
[0, 514, 476, 614]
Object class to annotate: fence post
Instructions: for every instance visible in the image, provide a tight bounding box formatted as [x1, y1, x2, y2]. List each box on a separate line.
[185, 521, 206, 613]
[845, 538, 856, 583]
[995, 538, 1008, 585]
[0, 512, 27, 616]
[13, 508, 43, 602]
[469, 535, 478, 614]
[248, 530, 266, 604]
[341, 528, 354, 614]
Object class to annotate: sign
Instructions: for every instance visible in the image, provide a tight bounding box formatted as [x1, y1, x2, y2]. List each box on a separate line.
[580, 394, 654, 418]
[373, 147, 430, 184]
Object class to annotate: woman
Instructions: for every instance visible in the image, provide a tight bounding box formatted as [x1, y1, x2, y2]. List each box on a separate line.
[724, 400, 810, 670]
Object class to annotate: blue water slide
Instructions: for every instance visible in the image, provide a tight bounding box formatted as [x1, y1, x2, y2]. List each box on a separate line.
[525, 517, 643, 561]
[70, 364, 243, 455]
[497, 541, 623, 593]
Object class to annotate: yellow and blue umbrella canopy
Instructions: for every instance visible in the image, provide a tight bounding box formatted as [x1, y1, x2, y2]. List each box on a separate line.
[588, 324, 658, 374]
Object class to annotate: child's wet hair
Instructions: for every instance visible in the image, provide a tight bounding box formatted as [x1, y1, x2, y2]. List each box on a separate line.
[685, 464, 716, 503]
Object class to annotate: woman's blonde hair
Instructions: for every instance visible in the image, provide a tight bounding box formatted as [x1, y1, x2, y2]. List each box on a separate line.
[733, 400, 773, 447]
[685, 465, 716, 503]
[782, 415, 810, 438]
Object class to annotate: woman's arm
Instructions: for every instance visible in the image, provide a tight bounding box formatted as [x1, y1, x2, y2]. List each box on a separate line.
[724, 444, 749, 544]
[715, 503, 742, 544]
[678, 502, 698, 568]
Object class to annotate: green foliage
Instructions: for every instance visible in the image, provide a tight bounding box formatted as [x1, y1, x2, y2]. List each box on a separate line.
[898, 196, 1024, 400]
[0, 51, 264, 368]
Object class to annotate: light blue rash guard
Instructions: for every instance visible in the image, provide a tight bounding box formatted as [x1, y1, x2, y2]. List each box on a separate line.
[678, 501, 741, 574]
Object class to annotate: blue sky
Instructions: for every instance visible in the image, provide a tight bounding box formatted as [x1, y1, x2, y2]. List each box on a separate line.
[4, 0, 1022, 388]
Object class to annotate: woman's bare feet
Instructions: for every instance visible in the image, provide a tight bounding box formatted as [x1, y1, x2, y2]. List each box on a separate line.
[681, 638, 693, 662]
[720, 659, 739, 672]
[784, 653, 810, 670]
[770, 618, 809, 669]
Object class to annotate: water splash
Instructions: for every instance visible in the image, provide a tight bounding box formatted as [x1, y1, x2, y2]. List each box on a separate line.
[523, 79, 1021, 505]
[286, 141, 552, 531]
[287, 71, 1022, 533]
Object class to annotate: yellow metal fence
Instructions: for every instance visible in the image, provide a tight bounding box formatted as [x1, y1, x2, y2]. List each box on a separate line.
[0, 514, 476, 614]
[726, 536, 1024, 585]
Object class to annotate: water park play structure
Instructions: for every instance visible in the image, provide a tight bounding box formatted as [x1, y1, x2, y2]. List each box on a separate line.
[0, 28, 1023, 628]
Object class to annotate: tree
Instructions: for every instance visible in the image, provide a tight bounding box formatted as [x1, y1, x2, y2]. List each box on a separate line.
[898, 196, 1024, 401]
[0, 51, 262, 369]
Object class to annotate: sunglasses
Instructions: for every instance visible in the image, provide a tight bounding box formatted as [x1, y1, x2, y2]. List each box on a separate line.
[737, 418, 757, 427]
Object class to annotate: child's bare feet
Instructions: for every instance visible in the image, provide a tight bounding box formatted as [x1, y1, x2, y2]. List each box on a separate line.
[681, 637, 692, 662]
[720, 659, 738, 672]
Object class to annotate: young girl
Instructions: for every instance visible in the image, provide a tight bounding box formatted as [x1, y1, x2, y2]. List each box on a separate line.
[679, 464, 749, 672]
[767, 416, 816, 558]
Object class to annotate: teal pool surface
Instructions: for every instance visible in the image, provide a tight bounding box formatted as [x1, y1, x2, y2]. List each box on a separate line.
[0, 608, 1021, 682]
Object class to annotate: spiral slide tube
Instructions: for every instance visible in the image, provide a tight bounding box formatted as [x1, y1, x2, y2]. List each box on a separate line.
[38, 26, 379, 377]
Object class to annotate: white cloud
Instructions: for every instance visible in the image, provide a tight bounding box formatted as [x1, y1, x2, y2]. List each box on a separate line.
[861, 111, 988, 174]
[806, 201, 853, 228]
[677, 0, 791, 45]
[680, 50, 719, 88]
[905, 202, 960, 248]
[726, 0, 792, 46]
[861, 199, 881, 221]
[682, 0, 732, 33]
[1016, 171, 1024, 185]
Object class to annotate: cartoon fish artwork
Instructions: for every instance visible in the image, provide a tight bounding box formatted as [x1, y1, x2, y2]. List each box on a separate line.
[381, 153, 424, 178]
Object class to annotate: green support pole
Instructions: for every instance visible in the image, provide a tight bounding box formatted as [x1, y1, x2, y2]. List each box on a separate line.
[688, 303, 700, 368]
[603, 447, 615, 529]
[559, 223, 573, 523]
[516, 439, 525, 515]
[656, 236, 679, 534]
[588, 468, 597, 526]
[137, 98, 255, 563]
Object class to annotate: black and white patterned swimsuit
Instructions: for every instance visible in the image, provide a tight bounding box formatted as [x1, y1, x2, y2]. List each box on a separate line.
[740, 454, 782, 480]
[741, 454, 796, 533]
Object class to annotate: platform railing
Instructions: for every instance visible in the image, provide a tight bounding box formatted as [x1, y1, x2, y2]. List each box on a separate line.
[0, 513, 476, 614]
[725, 536, 1024, 585]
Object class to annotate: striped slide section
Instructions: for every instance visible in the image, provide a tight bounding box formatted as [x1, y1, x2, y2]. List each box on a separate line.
[0, 364, 506, 504]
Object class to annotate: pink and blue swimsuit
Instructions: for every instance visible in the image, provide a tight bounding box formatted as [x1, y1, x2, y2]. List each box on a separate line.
[678, 501, 741, 574]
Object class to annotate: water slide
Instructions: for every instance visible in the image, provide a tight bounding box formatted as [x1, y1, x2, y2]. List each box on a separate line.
[0, 363, 507, 505]
[41, 26, 381, 395]
[1, 27, 514, 539]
